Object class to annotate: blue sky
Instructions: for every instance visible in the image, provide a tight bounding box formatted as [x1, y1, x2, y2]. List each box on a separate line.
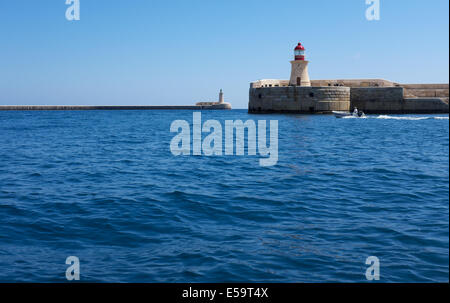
[0, 0, 448, 108]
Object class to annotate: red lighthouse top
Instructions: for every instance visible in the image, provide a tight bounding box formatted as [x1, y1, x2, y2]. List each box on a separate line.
[295, 43, 305, 51]
[294, 42, 305, 61]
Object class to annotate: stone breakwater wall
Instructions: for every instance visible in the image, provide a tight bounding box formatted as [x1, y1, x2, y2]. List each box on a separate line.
[350, 87, 449, 114]
[0, 105, 231, 111]
[402, 84, 449, 99]
[249, 84, 449, 114]
[350, 87, 403, 112]
[249, 86, 350, 113]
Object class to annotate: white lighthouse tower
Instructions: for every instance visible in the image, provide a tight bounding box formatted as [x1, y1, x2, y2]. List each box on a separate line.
[289, 42, 311, 87]
[219, 89, 224, 103]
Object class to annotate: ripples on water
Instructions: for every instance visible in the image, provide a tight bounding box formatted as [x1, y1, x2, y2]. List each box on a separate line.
[0, 110, 448, 282]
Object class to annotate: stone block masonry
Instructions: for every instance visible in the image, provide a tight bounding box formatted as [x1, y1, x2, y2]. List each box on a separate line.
[249, 86, 350, 113]
[350, 87, 404, 112]
[350, 87, 449, 114]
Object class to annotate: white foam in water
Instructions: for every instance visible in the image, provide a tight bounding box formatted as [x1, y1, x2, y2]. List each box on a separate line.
[342, 115, 449, 120]
[342, 115, 449, 121]
[375, 115, 431, 121]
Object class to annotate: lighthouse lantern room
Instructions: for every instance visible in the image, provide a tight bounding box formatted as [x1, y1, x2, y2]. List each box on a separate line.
[294, 42, 305, 61]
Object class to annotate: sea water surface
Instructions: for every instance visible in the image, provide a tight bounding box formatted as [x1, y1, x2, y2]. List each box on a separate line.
[0, 110, 448, 282]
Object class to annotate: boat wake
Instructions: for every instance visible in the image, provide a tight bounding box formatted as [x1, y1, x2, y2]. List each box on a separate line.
[340, 115, 448, 120]
[375, 115, 449, 120]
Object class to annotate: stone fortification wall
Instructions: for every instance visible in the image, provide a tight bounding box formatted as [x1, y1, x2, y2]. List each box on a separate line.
[350, 87, 449, 113]
[249, 86, 350, 113]
[248, 79, 449, 114]
[401, 84, 449, 98]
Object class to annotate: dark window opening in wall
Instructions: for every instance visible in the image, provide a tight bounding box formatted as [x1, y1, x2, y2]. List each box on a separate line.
[309, 107, 314, 113]
[258, 94, 262, 99]
[269, 84, 272, 87]
[297, 77, 301, 86]
[309, 92, 314, 98]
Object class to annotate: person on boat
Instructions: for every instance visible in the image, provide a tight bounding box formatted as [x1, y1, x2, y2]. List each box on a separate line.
[353, 107, 359, 116]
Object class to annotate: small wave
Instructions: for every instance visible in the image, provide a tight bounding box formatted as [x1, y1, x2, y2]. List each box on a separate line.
[434, 117, 449, 120]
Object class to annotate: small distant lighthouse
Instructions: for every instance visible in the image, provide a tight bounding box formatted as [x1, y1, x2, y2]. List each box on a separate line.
[195, 89, 231, 109]
[289, 42, 311, 87]
[219, 89, 224, 103]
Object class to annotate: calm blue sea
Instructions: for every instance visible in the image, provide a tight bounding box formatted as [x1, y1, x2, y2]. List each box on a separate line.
[0, 110, 448, 282]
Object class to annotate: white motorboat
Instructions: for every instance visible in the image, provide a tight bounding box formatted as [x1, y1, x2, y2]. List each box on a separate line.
[333, 107, 366, 118]
[333, 111, 352, 118]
